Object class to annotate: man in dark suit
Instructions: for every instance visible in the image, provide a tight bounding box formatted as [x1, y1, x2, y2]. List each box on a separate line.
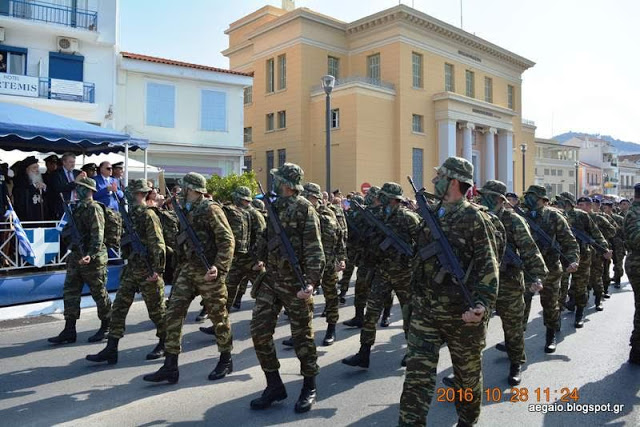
[42, 155, 59, 220]
[51, 152, 84, 219]
[94, 161, 123, 210]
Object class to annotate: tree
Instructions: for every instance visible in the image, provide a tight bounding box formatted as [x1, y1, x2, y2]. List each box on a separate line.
[206, 171, 259, 203]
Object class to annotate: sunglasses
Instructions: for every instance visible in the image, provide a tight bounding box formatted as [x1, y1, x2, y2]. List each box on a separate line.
[105, 167, 112, 170]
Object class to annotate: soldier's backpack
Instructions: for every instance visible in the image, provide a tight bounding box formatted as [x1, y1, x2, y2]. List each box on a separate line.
[153, 208, 179, 250]
[222, 203, 251, 254]
[96, 202, 123, 250]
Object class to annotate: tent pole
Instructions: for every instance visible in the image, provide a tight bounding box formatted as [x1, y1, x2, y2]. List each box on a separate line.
[143, 148, 148, 182]
[124, 143, 129, 185]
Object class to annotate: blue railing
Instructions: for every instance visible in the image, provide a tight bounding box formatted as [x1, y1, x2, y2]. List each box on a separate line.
[38, 77, 95, 103]
[0, 0, 98, 31]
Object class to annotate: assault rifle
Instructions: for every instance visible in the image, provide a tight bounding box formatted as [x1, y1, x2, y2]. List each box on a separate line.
[345, 213, 363, 243]
[502, 243, 524, 271]
[113, 194, 155, 276]
[258, 182, 308, 292]
[511, 204, 573, 269]
[59, 193, 84, 256]
[168, 192, 211, 271]
[571, 227, 608, 255]
[407, 176, 474, 307]
[350, 199, 414, 258]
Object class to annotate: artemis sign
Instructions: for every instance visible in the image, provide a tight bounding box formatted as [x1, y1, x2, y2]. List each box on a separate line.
[0, 73, 39, 98]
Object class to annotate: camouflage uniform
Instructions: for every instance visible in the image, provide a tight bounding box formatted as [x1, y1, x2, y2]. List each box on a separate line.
[480, 181, 547, 369]
[250, 163, 324, 413]
[623, 194, 640, 364]
[49, 177, 111, 345]
[588, 210, 616, 299]
[520, 186, 579, 340]
[109, 181, 167, 341]
[602, 205, 625, 287]
[399, 158, 499, 426]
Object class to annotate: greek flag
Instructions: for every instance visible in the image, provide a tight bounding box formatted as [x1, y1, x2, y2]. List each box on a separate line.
[5, 201, 35, 259]
[56, 212, 69, 233]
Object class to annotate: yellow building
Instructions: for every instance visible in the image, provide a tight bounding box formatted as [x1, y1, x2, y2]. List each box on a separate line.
[224, 3, 535, 194]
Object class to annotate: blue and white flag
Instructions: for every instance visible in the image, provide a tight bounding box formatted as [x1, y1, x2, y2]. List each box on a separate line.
[23, 227, 60, 267]
[5, 201, 35, 260]
[56, 212, 69, 233]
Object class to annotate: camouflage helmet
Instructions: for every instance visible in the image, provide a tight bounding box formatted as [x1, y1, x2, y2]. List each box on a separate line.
[232, 186, 252, 202]
[436, 157, 474, 186]
[271, 162, 304, 192]
[302, 182, 322, 199]
[525, 184, 549, 201]
[126, 179, 151, 194]
[76, 177, 97, 192]
[251, 198, 265, 210]
[352, 195, 365, 205]
[364, 185, 381, 205]
[478, 180, 508, 201]
[557, 191, 577, 206]
[183, 172, 207, 193]
[380, 182, 404, 200]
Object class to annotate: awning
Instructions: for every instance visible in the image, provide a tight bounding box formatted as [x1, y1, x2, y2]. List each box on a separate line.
[0, 102, 148, 154]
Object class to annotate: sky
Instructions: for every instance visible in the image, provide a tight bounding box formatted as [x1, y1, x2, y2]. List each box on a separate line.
[120, 0, 640, 142]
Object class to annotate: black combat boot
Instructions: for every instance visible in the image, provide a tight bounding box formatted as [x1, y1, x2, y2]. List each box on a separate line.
[87, 319, 110, 343]
[294, 376, 317, 413]
[86, 336, 119, 364]
[209, 351, 233, 380]
[614, 276, 622, 289]
[457, 419, 473, 427]
[574, 307, 585, 328]
[339, 289, 347, 304]
[232, 296, 242, 310]
[508, 363, 522, 386]
[282, 337, 294, 347]
[629, 348, 640, 365]
[250, 370, 288, 410]
[442, 374, 456, 388]
[322, 324, 336, 346]
[565, 294, 576, 312]
[603, 284, 611, 299]
[544, 328, 557, 353]
[146, 338, 165, 360]
[195, 307, 208, 323]
[595, 295, 604, 311]
[143, 353, 179, 384]
[320, 308, 327, 318]
[48, 319, 77, 344]
[495, 342, 508, 352]
[380, 306, 391, 327]
[199, 326, 216, 336]
[343, 307, 364, 328]
[401, 354, 407, 367]
[342, 344, 371, 368]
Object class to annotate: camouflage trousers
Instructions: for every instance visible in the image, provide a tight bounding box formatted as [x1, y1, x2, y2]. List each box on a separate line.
[559, 272, 571, 308]
[589, 254, 606, 297]
[226, 253, 261, 310]
[572, 251, 593, 308]
[496, 273, 526, 365]
[165, 263, 232, 355]
[524, 264, 562, 331]
[625, 255, 640, 350]
[360, 267, 411, 347]
[399, 294, 487, 426]
[612, 238, 626, 280]
[63, 258, 111, 321]
[354, 265, 373, 309]
[321, 257, 339, 325]
[251, 278, 318, 377]
[108, 265, 166, 340]
[338, 256, 356, 294]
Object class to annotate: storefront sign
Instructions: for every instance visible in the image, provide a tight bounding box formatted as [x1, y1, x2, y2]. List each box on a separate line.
[50, 78, 84, 102]
[0, 73, 38, 98]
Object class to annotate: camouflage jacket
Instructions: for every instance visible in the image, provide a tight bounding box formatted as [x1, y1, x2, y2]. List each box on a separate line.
[379, 204, 420, 268]
[151, 207, 179, 252]
[479, 208, 506, 264]
[68, 198, 107, 263]
[258, 194, 325, 284]
[123, 204, 166, 274]
[624, 201, 640, 254]
[413, 199, 499, 310]
[566, 208, 608, 254]
[329, 203, 348, 240]
[526, 206, 579, 269]
[606, 212, 625, 241]
[178, 196, 235, 274]
[498, 207, 547, 280]
[589, 212, 616, 241]
[247, 206, 267, 252]
[316, 203, 346, 262]
[223, 203, 251, 255]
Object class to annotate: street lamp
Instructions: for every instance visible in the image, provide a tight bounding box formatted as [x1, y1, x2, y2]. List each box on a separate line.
[574, 161, 579, 196]
[321, 75, 336, 193]
[520, 143, 527, 193]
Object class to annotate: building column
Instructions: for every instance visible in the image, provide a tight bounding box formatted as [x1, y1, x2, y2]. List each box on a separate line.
[498, 129, 513, 191]
[484, 127, 497, 182]
[437, 119, 457, 164]
[462, 122, 474, 162]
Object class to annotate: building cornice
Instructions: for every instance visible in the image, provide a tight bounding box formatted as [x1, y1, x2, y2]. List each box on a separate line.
[346, 5, 535, 71]
[247, 8, 347, 40]
[225, 6, 285, 35]
[433, 92, 517, 117]
[310, 81, 396, 100]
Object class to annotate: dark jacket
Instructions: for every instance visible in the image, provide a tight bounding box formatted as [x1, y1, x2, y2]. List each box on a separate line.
[51, 168, 80, 219]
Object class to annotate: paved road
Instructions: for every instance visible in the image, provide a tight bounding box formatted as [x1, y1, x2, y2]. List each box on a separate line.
[1, 275, 639, 426]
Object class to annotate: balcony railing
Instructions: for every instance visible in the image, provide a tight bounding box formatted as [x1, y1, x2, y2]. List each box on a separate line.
[0, 0, 98, 31]
[38, 77, 95, 103]
[311, 76, 396, 93]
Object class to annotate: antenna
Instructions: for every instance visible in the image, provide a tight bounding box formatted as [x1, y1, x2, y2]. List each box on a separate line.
[460, 0, 463, 29]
